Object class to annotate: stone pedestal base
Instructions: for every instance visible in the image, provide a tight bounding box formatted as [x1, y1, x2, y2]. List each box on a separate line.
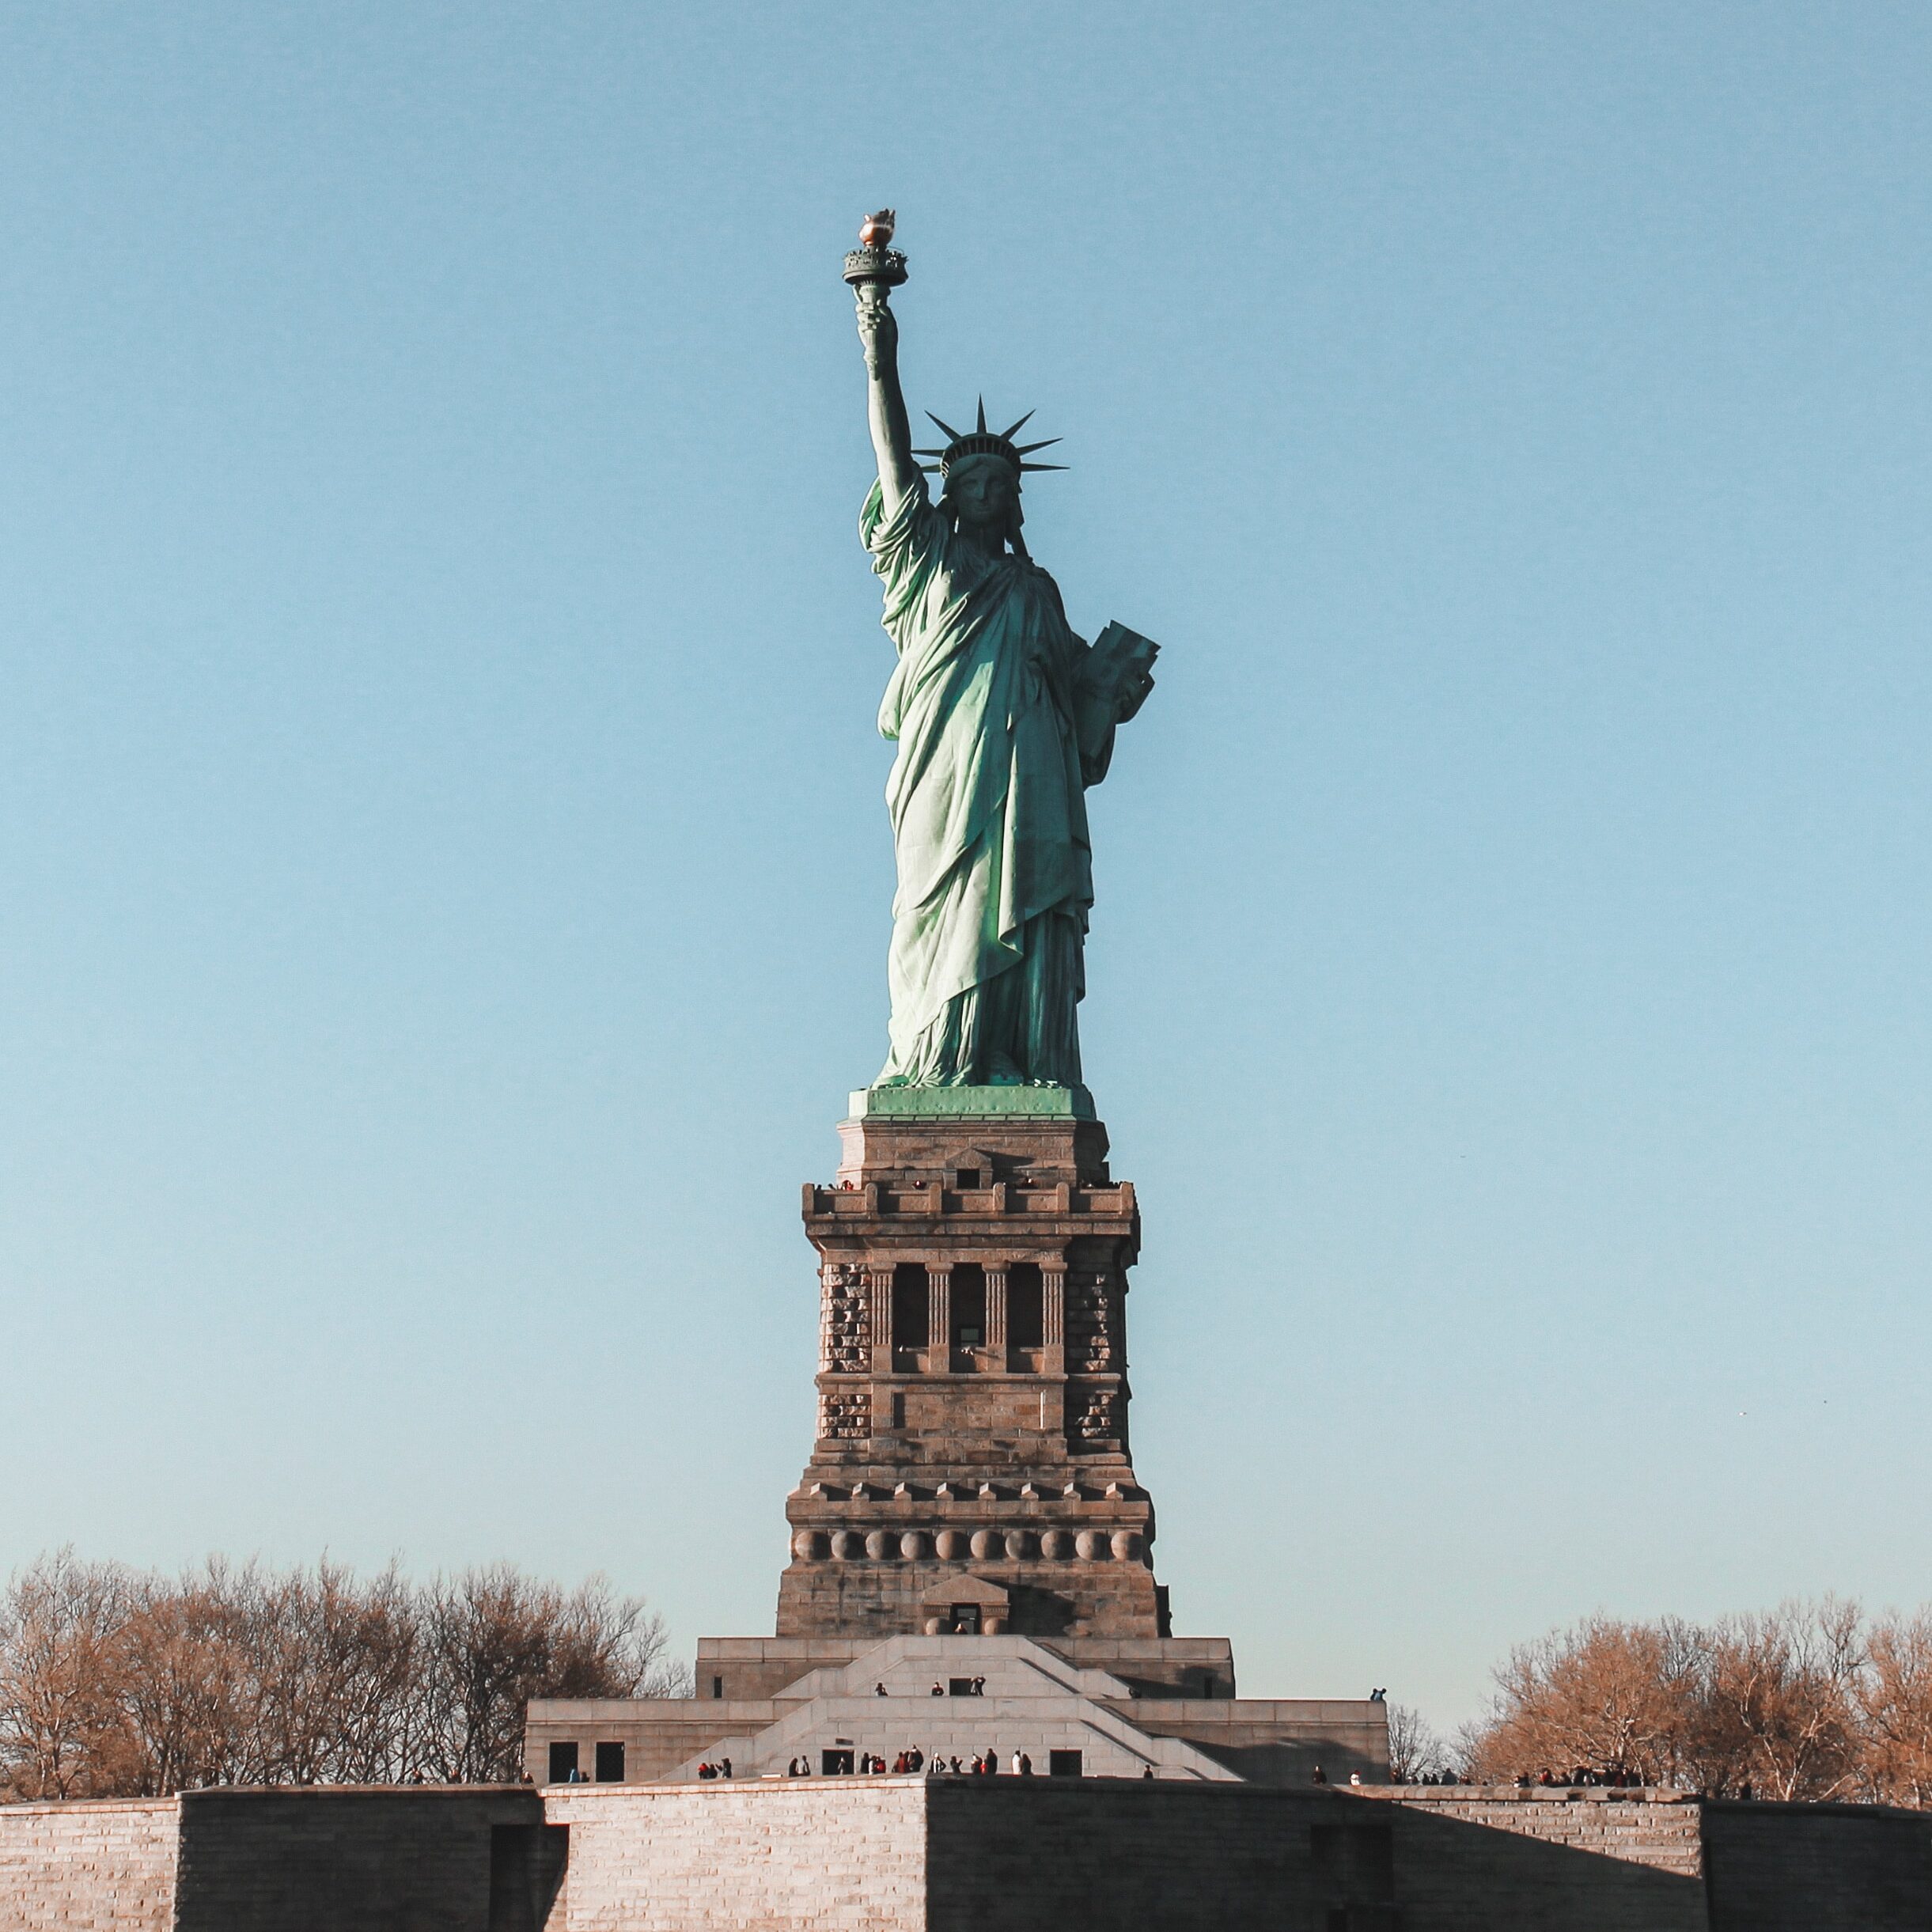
[780, 1089, 1165, 1642]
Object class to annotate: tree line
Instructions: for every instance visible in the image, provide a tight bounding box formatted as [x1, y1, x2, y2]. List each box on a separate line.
[1389, 1598, 1932, 1805]
[0, 1549, 688, 1799]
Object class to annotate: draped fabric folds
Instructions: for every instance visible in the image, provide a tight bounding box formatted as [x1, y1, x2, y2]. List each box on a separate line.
[862, 477, 1104, 1087]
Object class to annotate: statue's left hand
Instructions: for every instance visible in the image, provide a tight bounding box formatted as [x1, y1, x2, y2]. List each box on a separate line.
[1112, 633, 1159, 721]
[1116, 664, 1157, 722]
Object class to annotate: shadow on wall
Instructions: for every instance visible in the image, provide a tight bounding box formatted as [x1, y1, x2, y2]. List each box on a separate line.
[923, 1783, 1709, 1931]
[170, 1789, 565, 1932]
[1702, 1801, 1932, 1930]
[1377, 1802, 1704, 1932]
[488, 1820, 568, 1932]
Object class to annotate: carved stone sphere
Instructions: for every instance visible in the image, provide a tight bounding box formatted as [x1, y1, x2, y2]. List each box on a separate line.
[830, 1529, 862, 1560]
[1074, 1530, 1108, 1560]
[900, 1530, 930, 1561]
[1002, 1529, 1032, 1561]
[1039, 1530, 1073, 1560]
[793, 1529, 828, 1562]
[1110, 1529, 1144, 1562]
[866, 1529, 895, 1561]
[968, 1529, 1000, 1560]
[934, 1529, 968, 1561]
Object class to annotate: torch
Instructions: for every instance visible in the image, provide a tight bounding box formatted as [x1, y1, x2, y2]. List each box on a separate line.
[843, 210, 908, 311]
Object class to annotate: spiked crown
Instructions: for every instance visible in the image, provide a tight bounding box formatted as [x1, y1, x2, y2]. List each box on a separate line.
[914, 399, 1066, 479]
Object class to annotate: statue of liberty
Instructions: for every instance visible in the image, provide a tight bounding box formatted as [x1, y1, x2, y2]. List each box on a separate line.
[847, 214, 1160, 1092]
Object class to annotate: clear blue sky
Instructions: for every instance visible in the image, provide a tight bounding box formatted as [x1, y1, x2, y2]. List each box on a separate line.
[3, 2, 1927, 1733]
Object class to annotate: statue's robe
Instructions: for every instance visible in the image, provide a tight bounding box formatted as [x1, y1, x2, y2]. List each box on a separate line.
[862, 475, 1115, 1087]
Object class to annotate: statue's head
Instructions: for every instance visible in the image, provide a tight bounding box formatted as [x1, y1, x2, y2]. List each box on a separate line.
[942, 453, 1022, 545]
[915, 400, 1064, 555]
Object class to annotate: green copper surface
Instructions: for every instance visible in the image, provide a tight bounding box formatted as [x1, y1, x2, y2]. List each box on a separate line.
[847, 1082, 1097, 1122]
[851, 237, 1158, 1093]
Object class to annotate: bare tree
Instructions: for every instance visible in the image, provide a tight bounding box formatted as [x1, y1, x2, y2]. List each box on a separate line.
[253, 1560, 421, 1785]
[1465, 1615, 1703, 1786]
[1385, 1703, 1456, 1782]
[416, 1565, 685, 1783]
[0, 1551, 138, 1799]
[0, 1551, 683, 1799]
[117, 1561, 261, 1794]
[1697, 1598, 1865, 1801]
[1861, 1608, 1932, 1808]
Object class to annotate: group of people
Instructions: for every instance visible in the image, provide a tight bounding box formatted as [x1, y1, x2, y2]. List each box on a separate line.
[695, 1757, 733, 1780]
[789, 1747, 1040, 1776]
[907, 1747, 1032, 1775]
[1525, 1767, 1646, 1790]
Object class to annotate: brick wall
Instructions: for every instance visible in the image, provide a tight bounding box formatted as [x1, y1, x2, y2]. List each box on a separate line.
[1362, 1786, 1705, 1877]
[0, 1798, 179, 1931]
[1361, 1790, 1707, 1931]
[921, 1781, 1712, 1932]
[926, 1781, 1348, 1930]
[9, 1775, 1932, 1930]
[1703, 1799, 1932, 1932]
[542, 1781, 926, 1931]
[172, 1787, 552, 1932]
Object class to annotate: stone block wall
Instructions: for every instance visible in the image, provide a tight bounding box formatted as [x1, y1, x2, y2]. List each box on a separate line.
[172, 1786, 555, 1931]
[924, 1781, 1354, 1930]
[540, 1779, 1717, 1932]
[0, 1798, 179, 1931]
[542, 1781, 927, 1931]
[9, 1775, 1932, 1929]
[1362, 1786, 1705, 1876]
[1360, 1789, 1707, 1930]
[1702, 1798, 1932, 1930]
[922, 1782, 1720, 1932]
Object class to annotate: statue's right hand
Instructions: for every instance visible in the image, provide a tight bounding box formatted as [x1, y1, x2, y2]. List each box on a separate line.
[857, 293, 898, 367]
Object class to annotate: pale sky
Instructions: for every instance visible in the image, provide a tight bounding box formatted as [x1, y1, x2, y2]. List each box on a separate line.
[3, 2, 1928, 1734]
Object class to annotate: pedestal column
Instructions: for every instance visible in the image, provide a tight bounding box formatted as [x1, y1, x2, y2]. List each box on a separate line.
[1043, 1263, 1066, 1373]
[926, 1263, 951, 1373]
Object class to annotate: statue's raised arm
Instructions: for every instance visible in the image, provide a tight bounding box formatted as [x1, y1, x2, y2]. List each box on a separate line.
[848, 214, 919, 517]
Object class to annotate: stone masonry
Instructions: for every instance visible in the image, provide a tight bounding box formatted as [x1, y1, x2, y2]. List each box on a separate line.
[778, 1093, 1163, 1642]
[0, 1798, 179, 1932]
[12, 1780, 1932, 1930]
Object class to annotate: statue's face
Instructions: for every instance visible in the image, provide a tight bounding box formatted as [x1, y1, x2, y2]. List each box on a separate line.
[946, 456, 1019, 538]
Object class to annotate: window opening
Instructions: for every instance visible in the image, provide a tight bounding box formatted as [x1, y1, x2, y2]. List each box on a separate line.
[892, 1263, 929, 1350]
[1008, 1262, 1044, 1349]
[594, 1741, 625, 1782]
[547, 1741, 579, 1784]
[821, 1748, 855, 1775]
[1048, 1749, 1084, 1777]
[951, 1263, 985, 1347]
